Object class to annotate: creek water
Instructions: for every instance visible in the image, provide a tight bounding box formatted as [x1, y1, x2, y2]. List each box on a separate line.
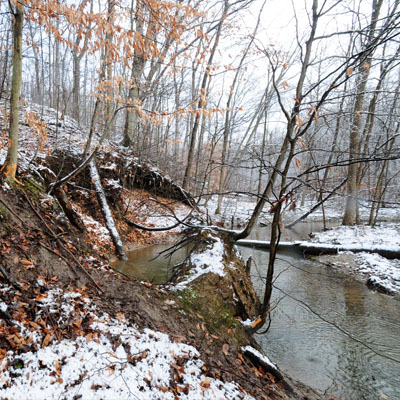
[113, 221, 400, 399]
[113, 243, 191, 285]
[240, 245, 400, 399]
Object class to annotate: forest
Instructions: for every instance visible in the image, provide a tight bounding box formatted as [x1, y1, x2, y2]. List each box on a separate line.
[0, 0, 400, 399]
[1, 0, 399, 222]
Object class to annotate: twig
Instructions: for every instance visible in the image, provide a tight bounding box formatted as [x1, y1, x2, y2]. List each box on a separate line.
[22, 190, 103, 293]
[0, 197, 25, 225]
[0, 263, 21, 290]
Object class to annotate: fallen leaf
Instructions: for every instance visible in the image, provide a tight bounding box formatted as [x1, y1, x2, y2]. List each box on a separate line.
[42, 334, 53, 347]
[54, 361, 61, 376]
[36, 293, 48, 301]
[222, 344, 229, 356]
[251, 317, 262, 329]
[210, 334, 218, 339]
[115, 312, 126, 322]
[20, 259, 34, 269]
[200, 378, 211, 389]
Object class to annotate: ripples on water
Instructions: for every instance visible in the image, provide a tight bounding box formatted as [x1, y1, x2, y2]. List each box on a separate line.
[240, 246, 400, 400]
[113, 220, 400, 399]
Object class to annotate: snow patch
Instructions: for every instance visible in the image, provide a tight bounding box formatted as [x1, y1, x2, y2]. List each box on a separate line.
[355, 252, 400, 293]
[0, 302, 7, 313]
[310, 224, 400, 249]
[0, 288, 254, 400]
[172, 233, 227, 289]
[242, 346, 277, 370]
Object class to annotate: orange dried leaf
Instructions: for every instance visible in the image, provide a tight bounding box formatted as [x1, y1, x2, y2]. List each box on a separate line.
[210, 334, 218, 339]
[200, 378, 211, 389]
[55, 361, 61, 376]
[36, 293, 48, 301]
[251, 317, 262, 329]
[42, 334, 53, 348]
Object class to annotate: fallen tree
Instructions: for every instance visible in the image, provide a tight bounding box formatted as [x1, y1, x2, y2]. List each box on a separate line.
[89, 159, 127, 260]
[237, 239, 400, 259]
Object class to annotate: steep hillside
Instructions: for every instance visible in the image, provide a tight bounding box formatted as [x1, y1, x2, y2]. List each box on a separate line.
[0, 105, 321, 399]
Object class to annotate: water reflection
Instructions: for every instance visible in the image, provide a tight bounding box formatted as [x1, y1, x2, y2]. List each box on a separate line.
[113, 220, 400, 399]
[250, 220, 337, 241]
[112, 243, 191, 284]
[240, 246, 400, 400]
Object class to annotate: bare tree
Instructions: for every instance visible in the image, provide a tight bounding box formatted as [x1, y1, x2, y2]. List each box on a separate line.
[3, 0, 24, 182]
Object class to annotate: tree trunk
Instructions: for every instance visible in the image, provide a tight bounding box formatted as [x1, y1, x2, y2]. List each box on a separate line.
[89, 160, 127, 260]
[3, 1, 24, 181]
[0, 28, 10, 99]
[342, 0, 383, 225]
[182, 1, 229, 191]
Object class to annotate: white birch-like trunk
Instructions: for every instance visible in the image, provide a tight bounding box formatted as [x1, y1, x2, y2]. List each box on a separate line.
[89, 160, 127, 260]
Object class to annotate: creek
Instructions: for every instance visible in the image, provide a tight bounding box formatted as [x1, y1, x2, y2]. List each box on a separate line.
[113, 221, 400, 399]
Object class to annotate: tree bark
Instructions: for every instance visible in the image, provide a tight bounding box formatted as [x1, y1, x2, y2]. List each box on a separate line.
[89, 160, 127, 260]
[342, 0, 383, 225]
[3, 0, 24, 181]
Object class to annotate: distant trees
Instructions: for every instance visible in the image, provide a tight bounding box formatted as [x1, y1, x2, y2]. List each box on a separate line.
[229, 0, 400, 329]
[0, 0, 399, 222]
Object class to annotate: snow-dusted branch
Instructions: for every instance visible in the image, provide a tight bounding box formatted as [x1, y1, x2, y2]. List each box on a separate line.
[89, 159, 127, 260]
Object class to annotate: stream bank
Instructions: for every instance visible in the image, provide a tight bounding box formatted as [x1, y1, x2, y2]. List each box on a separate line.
[240, 245, 400, 400]
[0, 182, 323, 399]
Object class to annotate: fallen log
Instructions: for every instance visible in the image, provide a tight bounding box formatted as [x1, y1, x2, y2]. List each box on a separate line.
[297, 242, 400, 259]
[237, 239, 298, 251]
[89, 160, 127, 260]
[236, 239, 400, 259]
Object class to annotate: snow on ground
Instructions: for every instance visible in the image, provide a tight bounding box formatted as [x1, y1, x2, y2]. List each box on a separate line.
[80, 213, 112, 244]
[0, 283, 253, 400]
[308, 224, 400, 294]
[172, 231, 229, 289]
[304, 222, 400, 294]
[122, 190, 192, 235]
[207, 195, 400, 295]
[355, 253, 400, 293]
[309, 223, 400, 248]
[202, 195, 257, 227]
[0, 103, 91, 171]
[144, 202, 192, 233]
[284, 199, 400, 223]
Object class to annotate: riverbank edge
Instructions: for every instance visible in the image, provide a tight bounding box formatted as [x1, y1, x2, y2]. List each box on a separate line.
[310, 252, 400, 300]
[0, 185, 327, 399]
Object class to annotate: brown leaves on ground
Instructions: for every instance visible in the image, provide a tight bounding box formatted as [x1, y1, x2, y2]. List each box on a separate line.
[0, 269, 100, 362]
